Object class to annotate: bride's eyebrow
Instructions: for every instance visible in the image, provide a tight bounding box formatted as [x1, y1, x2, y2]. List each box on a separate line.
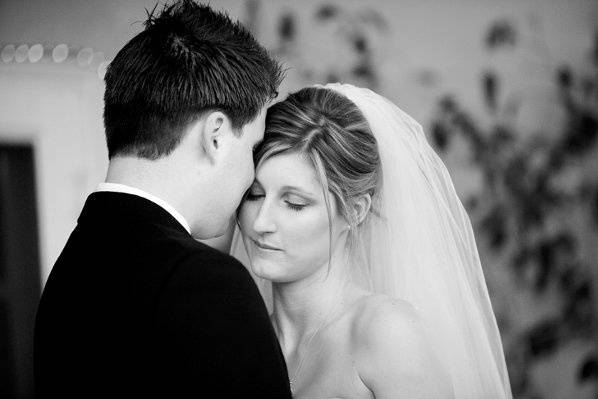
[280, 185, 316, 198]
[251, 179, 316, 198]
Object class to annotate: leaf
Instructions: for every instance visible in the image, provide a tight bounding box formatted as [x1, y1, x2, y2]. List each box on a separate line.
[431, 122, 450, 152]
[526, 319, 561, 359]
[353, 35, 368, 54]
[482, 70, 499, 111]
[278, 13, 296, 41]
[556, 65, 573, 90]
[315, 4, 338, 21]
[485, 20, 517, 49]
[578, 354, 598, 382]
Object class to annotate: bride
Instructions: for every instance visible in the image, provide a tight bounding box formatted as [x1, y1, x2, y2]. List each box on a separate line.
[230, 84, 513, 398]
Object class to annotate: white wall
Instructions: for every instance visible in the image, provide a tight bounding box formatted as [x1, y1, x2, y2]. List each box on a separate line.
[0, 63, 106, 284]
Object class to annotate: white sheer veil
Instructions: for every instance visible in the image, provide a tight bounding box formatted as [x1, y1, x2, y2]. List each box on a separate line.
[231, 83, 512, 398]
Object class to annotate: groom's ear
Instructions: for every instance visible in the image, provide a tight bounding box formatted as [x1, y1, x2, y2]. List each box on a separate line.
[199, 111, 229, 164]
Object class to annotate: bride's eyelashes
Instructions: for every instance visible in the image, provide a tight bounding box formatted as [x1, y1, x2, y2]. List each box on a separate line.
[285, 201, 306, 212]
[283, 193, 309, 212]
[244, 191, 263, 201]
[243, 183, 264, 201]
[243, 190, 309, 212]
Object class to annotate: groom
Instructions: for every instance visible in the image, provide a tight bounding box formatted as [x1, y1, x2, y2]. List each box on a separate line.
[34, 1, 290, 397]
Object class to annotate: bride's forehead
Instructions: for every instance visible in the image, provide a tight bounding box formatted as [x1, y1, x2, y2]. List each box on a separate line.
[256, 153, 320, 186]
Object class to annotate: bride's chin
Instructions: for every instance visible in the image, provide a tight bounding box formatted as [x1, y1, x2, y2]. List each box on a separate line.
[249, 262, 295, 284]
[249, 260, 279, 280]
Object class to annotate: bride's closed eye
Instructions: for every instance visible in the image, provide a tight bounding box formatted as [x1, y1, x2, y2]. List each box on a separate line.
[285, 201, 305, 212]
[244, 188, 264, 201]
[284, 194, 309, 212]
[244, 193, 308, 212]
[243, 186, 309, 212]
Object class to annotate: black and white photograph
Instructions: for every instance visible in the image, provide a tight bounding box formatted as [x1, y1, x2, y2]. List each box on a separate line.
[1, 0, 597, 398]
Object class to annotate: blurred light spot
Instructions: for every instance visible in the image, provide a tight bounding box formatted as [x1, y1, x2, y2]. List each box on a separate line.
[28, 44, 44, 63]
[1, 44, 16, 63]
[97, 61, 109, 79]
[52, 44, 68, 63]
[15, 44, 29, 63]
[76, 47, 93, 67]
[91, 51, 105, 66]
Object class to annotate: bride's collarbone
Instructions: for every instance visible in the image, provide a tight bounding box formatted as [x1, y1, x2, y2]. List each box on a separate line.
[289, 293, 400, 397]
[280, 290, 421, 397]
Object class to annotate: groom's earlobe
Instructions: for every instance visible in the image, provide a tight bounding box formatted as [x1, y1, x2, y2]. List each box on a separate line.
[201, 112, 226, 163]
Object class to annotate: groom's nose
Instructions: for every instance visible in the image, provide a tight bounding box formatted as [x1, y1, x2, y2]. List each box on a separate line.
[252, 200, 276, 234]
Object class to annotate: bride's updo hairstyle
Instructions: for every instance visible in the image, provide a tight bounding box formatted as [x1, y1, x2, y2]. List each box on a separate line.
[255, 87, 381, 260]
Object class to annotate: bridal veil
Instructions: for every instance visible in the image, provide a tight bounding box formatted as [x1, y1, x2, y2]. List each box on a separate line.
[232, 83, 513, 398]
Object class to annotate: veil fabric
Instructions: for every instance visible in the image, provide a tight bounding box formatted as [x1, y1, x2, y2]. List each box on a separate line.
[231, 83, 512, 398]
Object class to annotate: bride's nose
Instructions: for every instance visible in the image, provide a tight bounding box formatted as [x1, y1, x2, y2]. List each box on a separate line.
[252, 200, 276, 234]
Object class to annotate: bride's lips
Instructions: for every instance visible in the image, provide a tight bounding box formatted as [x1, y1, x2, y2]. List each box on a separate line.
[251, 238, 282, 251]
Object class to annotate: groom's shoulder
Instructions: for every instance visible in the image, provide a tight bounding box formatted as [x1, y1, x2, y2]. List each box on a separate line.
[169, 239, 256, 291]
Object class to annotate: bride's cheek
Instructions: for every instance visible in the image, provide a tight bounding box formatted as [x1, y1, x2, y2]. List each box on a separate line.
[287, 211, 331, 262]
[238, 202, 257, 229]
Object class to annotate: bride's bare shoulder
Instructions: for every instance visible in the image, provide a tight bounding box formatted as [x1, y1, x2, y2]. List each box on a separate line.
[350, 293, 453, 398]
[349, 293, 424, 364]
[351, 293, 420, 334]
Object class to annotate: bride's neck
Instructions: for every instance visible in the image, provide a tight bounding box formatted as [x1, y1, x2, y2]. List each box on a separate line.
[271, 256, 349, 349]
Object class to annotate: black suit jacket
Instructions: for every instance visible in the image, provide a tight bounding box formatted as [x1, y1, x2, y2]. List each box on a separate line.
[34, 192, 291, 398]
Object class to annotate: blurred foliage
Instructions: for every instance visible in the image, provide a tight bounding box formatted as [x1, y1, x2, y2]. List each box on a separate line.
[273, 3, 388, 89]
[431, 19, 598, 398]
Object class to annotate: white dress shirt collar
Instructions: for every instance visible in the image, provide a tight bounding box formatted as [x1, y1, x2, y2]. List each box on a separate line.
[95, 182, 191, 234]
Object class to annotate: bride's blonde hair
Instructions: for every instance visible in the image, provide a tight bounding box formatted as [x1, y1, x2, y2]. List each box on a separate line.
[254, 87, 381, 275]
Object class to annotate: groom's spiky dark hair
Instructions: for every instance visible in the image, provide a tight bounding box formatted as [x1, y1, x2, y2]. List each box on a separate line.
[103, 0, 284, 159]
